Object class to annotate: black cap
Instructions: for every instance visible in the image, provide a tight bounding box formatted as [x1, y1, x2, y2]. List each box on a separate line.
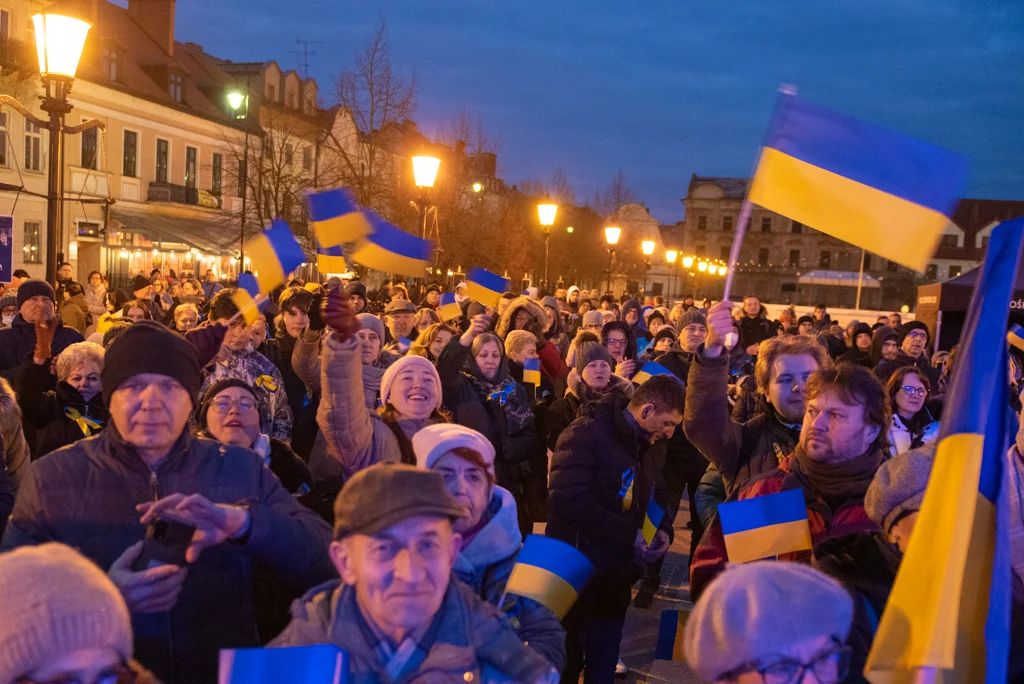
[102, 321, 202, 404]
[15, 279, 55, 308]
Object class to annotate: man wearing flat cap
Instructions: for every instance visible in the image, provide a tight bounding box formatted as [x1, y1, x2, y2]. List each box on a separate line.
[382, 298, 417, 353]
[273, 462, 559, 683]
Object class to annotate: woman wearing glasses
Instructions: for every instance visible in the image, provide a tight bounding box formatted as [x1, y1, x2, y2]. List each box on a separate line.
[886, 367, 939, 455]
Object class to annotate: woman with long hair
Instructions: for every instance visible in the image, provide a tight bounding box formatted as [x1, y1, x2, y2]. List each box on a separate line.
[408, 322, 457, 364]
[886, 366, 939, 455]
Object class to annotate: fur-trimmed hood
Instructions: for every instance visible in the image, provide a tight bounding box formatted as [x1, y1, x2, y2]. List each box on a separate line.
[496, 295, 548, 339]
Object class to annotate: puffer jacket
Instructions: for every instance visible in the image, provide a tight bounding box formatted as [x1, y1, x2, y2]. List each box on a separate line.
[1, 428, 334, 684]
[888, 410, 940, 455]
[260, 329, 319, 459]
[547, 368, 634, 452]
[16, 360, 108, 458]
[452, 487, 566, 669]
[271, 578, 558, 683]
[496, 296, 569, 383]
[200, 346, 293, 442]
[0, 315, 84, 382]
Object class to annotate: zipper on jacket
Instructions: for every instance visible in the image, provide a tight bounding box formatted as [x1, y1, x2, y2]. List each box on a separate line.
[149, 470, 160, 501]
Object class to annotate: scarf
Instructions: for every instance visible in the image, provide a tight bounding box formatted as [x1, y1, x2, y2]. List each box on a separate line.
[792, 444, 883, 511]
[467, 373, 534, 435]
[362, 363, 386, 406]
[566, 368, 634, 405]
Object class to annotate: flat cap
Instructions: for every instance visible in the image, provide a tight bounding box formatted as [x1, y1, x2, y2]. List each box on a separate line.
[865, 442, 935, 532]
[384, 299, 417, 315]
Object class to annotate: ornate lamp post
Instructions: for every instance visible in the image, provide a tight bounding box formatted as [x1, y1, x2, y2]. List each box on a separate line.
[604, 226, 621, 295]
[227, 88, 250, 270]
[537, 201, 558, 289]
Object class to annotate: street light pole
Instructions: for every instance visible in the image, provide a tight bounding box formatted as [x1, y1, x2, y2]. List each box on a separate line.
[41, 79, 71, 284]
[604, 226, 621, 296]
[536, 201, 558, 290]
[228, 84, 251, 274]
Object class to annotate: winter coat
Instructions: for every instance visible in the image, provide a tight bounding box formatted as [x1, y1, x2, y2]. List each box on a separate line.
[452, 487, 566, 669]
[875, 350, 941, 387]
[690, 454, 878, 599]
[495, 296, 570, 385]
[200, 346, 293, 441]
[868, 327, 898, 368]
[838, 347, 873, 368]
[737, 310, 775, 353]
[260, 331, 318, 459]
[271, 578, 558, 684]
[888, 410, 940, 455]
[655, 348, 693, 382]
[683, 350, 801, 497]
[16, 360, 108, 458]
[0, 378, 30, 497]
[84, 283, 107, 318]
[1, 428, 335, 684]
[547, 368, 634, 452]
[201, 280, 224, 300]
[291, 326, 323, 396]
[548, 394, 673, 577]
[0, 315, 84, 382]
[59, 293, 89, 334]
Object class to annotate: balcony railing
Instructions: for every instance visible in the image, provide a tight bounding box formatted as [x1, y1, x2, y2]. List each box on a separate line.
[147, 182, 222, 209]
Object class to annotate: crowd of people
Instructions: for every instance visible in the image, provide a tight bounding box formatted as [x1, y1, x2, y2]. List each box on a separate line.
[0, 265, 1020, 684]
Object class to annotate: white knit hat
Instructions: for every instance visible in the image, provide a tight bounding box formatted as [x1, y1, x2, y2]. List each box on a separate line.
[412, 423, 496, 476]
[380, 355, 443, 411]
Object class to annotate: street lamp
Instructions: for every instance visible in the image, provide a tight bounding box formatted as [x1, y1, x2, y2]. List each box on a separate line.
[471, 181, 483, 193]
[665, 250, 677, 300]
[698, 260, 709, 273]
[228, 86, 250, 270]
[604, 226, 621, 295]
[641, 239, 655, 299]
[537, 201, 558, 289]
[566, 226, 574, 234]
[412, 155, 440, 239]
[682, 255, 694, 269]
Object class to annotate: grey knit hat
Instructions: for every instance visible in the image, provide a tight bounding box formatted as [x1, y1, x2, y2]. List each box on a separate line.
[575, 340, 615, 375]
[684, 562, 853, 681]
[357, 312, 385, 341]
[541, 296, 559, 311]
[581, 310, 604, 328]
[0, 543, 133, 682]
[865, 442, 935, 532]
[678, 307, 707, 331]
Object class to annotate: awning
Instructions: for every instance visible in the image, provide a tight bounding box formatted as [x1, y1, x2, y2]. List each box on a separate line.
[797, 270, 881, 288]
[109, 201, 240, 255]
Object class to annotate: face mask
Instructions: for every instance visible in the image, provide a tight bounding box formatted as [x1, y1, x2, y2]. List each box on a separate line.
[1, 315, 13, 325]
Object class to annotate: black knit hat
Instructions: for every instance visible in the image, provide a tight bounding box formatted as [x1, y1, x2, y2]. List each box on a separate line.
[102, 321, 202, 404]
[797, 315, 815, 326]
[897, 320, 929, 345]
[345, 281, 367, 300]
[678, 307, 707, 330]
[654, 327, 677, 345]
[131, 275, 151, 295]
[575, 340, 615, 375]
[15, 279, 55, 308]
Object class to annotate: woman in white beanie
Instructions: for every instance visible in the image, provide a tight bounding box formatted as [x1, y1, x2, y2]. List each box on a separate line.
[0, 543, 160, 684]
[411, 423, 565, 671]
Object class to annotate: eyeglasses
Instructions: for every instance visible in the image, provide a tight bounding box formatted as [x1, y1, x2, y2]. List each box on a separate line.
[211, 398, 257, 414]
[721, 643, 851, 684]
[18, 662, 134, 684]
[901, 385, 928, 397]
[905, 330, 928, 341]
[607, 337, 627, 346]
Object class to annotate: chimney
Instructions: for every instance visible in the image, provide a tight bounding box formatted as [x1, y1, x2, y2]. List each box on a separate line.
[128, 0, 176, 56]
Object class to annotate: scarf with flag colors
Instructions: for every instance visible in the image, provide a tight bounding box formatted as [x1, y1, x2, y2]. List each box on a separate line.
[717, 488, 812, 564]
[864, 218, 1023, 683]
[747, 92, 968, 273]
[306, 187, 371, 248]
[503, 534, 593, 619]
[244, 219, 307, 293]
[350, 213, 432, 277]
[438, 292, 461, 322]
[465, 267, 510, 308]
[522, 357, 542, 386]
[230, 272, 264, 325]
[633, 361, 673, 385]
[219, 644, 349, 683]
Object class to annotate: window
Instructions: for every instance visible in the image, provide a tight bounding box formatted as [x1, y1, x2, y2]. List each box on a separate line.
[863, 254, 872, 270]
[925, 264, 938, 280]
[758, 248, 770, 265]
[122, 130, 137, 177]
[25, 122, 42, 172]
[819, 251, 831, 268]
[697, 215, 707, 230]
[169, 72, 183, 103]
[981, 236, 990, 249]
[720, 245, 730, 260]
[940, 234, 959, 247]
[788, 249, 800, 267]
[211, 153, 222, 195]
[80, 126, 97, 169]
[155, 139, 168, 183]
[102, 48, 119, 81]
[0, 10, 9, 41]
[791, 220, 803, 234]
[761, 217, 771, 233]
[284, 143, 294, 166]
[185, 146, 197, 189]
[236, 159, 246, 198]
[23, 221, 41, 263]
[949, 265, 962, 278]
[302, 146, 312, 172]
[0, 113, 7, 167]
[695, 245, 705, 257]
[76, 221, 101, 237]
[723, 215, 733, 231]
[267, 83, 276, 102]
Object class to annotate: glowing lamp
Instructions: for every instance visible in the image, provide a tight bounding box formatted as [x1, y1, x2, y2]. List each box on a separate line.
[698, 261, 708, 273]
[682, 256, 694, 268]
[665, 249, 678, 264]
[537, 202, 558, 227]
[605, 226, 621, 246]
[32, 13, 91, 79]
[411, 156, 440, 189]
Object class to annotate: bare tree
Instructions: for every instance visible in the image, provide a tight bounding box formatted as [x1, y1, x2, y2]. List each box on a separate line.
[438, 105, 499, 156]
[550, 167, 575, 206]
[590, 170, 638, 218]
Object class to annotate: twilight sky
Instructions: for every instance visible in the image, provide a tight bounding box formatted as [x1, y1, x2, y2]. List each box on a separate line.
[170, 0, 1024, 224]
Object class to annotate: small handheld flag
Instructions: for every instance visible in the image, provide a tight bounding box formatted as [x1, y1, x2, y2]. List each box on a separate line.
[636, 337, 650, 358]
[718, 488, 811, 564]
[438, 292, 462, 322]
[245, 219, 307, 293]
[1007, 323, 1024, 354]
[654, 610, 690, 661]
[307, 188, 371, 248]
[642, 497, 666, 545]
[522, 357, 542, 387]
[351, 213, 432, 277]
[219, 644, 349, 683]
[230, 273, 265, 326]
[633, 361, 673, 385]
[316, 244, 347, 274]
[396, 336, 412, 354]
[465, 267, 510, 308]
[504, 534, 594, 619]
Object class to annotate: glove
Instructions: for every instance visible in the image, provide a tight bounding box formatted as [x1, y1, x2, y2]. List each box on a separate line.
[307, 294, 326, 331]
[322, 288, 359, 343]
[185, 322, 228, 368]
[33, 318, 58, 361]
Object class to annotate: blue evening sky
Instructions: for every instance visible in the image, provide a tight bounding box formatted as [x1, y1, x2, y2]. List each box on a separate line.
[171, 0, 1024, 223]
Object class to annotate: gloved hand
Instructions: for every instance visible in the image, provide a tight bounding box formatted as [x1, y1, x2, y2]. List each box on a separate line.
[323, 288, 359, 343]
[185, 322, 228, 368]
[307, 293, 326, 331]
[33, 317, 58, 362]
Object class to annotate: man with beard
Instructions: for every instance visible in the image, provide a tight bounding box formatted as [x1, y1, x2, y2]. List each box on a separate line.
[874, 320, 940, 386]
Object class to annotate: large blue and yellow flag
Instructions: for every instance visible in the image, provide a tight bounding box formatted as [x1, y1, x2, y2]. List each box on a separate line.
[350, 213, 432, 277]
[438, 292, 462, 322]
[633, 361, 673, 385]
[465, 267, 510, 308]
[865, 218, 1023, 683]
[316, 243, 347, 274]
[219, 644, 349, 683]
[245, 219, 307, 293]
[718, 488, 811, 564]
[504, 534, 594, 619]
[306, 188, 372, 248]
[747, 92, 969, 272]
[230, 272, 265, 325]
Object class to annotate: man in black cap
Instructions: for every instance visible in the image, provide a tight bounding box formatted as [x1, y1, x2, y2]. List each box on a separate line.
[2, 320, 333, 683]
[874, 320, 939, 386]
[0, 279, 83, 381]
[272, 463, 559, 683]
[130, 274, 162, 323]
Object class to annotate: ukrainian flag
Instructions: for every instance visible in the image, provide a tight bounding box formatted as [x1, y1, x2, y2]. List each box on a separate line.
[316, 244, 347, 275]
[747, 92, 969, 273]
[718, 488, 812, 564]
[438, 292, 461, 322]
[465, 267, 509, 308]
[504, 534, 594, 619]
[245, 219, 307, 293]
[1007, 323, 1024, 354]
[219, 644, 349, 683]
[864, 218, 1022, 684]
[230, 273, 263, 325]
[633, 361, 673, 385]
[655, 610, 689, 661]
[522, 357, 542, 387]
[642, 498, 665, 545]
[350, 213, 432, 278]
[306, 188, 371, 248]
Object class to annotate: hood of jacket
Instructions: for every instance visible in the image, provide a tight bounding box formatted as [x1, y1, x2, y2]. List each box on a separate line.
[496, 296, 547, 339]
[870, 326, 898, 367]
[453, 486, 522, 576]
[619, 299, 642, 326]
[565, 367, 634, 404]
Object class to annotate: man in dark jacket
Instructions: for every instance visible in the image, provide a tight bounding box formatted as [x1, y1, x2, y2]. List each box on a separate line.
[0, 279, 83, 383]
[737, 295, 775, 356]
[59, 281, 89, 334]
[1, 321, 334, 683]
[130, 275, 163, 324]
[874, 320, 940, 386]
[548, 376, 683, 684]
